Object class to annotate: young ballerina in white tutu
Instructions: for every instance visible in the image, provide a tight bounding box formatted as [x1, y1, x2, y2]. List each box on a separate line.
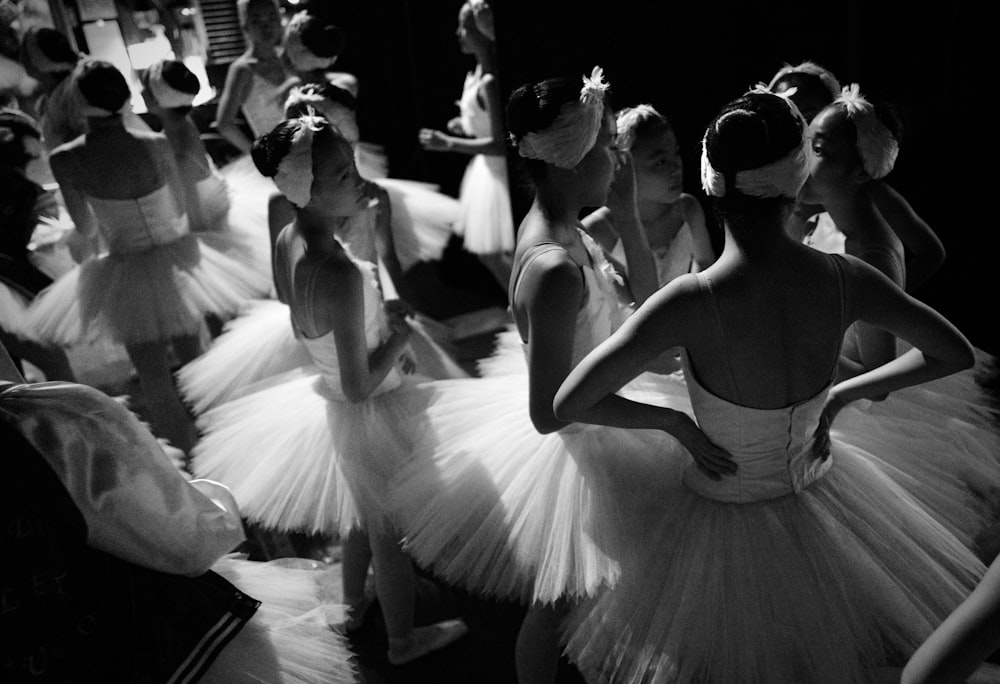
[794, 82, 1000, 551]
[190, 115, 468, 666]
[140, 58, 271, 274]
[390, 67, 698, 684]
[26, 60, 271, 455]
[176, 86, 466, 416]
[418, 0, 514, 291]
[768, 61, 947, 292]
[584, 104, 715, 288]
[215, 0, 293, 156]
[0, 342, 356, 684]
[0, 108, 76, 382]
[552, 86, 988, 683]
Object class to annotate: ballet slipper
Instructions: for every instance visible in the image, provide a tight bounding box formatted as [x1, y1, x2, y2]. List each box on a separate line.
[386, 619, 469, 665]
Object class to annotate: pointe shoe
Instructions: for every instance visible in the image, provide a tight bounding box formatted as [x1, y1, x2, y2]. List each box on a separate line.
[386, 619, 469, 665]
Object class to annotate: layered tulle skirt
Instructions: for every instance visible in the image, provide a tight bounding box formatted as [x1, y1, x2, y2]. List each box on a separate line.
[377, 178, 460, 271]
[563, 443, 987, 684]
[204, 555, 356, 684]
[457, 154, 514, 255]
[390, 370, 693, 605]
[177, 298, 465, 414]
[27, 234, 272, 346]
[0, 280, 37, 341]
[191, 373, 431, 538]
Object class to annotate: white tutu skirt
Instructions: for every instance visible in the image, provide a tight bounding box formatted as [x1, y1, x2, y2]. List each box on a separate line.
[26, 234, 273, 347]
[390, 371, 693, 605]
[192, 373, 431, 538]
[376, 178, 460, 271]
[203, 555, 355, 684]
[457, 154, 514, 255]
[564, 446, 986, 684]
[178, 299, 465, 414]
[475, 325, 525, 377]
[0, 280, 37, 341]
[196, 167, 272, 280]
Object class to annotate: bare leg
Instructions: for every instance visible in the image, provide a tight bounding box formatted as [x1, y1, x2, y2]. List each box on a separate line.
[516, 600, 570, 684]
[368, 527, 468, 665]
[125, 340, 198, 454]
[341, 527, 374, 631]
[171, 333, 204, 367]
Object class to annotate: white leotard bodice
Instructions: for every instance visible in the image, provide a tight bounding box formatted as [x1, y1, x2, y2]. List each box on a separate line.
[611, 221, 696, 287]
[679, 261, 847, 503]
[511, 229, 626, 367]
[195, 160, 232, 229]
[458, 67, 492, 139]
[86, 184, 189, 254]
[241, 71, 288, 138]
[297, 256, 402, 400]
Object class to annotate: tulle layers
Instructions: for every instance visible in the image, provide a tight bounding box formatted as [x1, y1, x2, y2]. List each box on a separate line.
[458, 154, 514, 254]
[391, 371, 692, 605]
[28, 234, 271, 346]
[204, 556, 356, 684]
[564, 446, 986, 684]
[192, 373, 430, 538]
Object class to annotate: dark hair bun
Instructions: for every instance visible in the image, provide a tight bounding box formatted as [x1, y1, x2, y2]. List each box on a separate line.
[36, 27, 78, 65]
[506, 76, 581, 142]
[300, 16, 346, 59]
[705, 91, 803, 176]
[251, 119, 302, 177]
[160, 59, 200, 95]
[76, 60, 130, 113]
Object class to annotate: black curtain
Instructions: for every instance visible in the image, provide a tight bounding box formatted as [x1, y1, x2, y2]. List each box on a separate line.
[303, 0, 996, 354]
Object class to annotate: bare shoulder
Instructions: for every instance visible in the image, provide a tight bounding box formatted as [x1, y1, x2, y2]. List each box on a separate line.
[679, 193, 706, 222]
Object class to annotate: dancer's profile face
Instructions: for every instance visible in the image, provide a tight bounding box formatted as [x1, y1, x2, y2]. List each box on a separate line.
[632, 124, 683, 204]
[243, 0, 282, 48]
[311, 132, 366, 217]
[799, 106, 863, 204]
[573, 110, 620, 207]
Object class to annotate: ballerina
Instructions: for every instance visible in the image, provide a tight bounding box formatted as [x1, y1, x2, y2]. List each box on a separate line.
[26, 60, 270, 454]
[0, 107, 75, 381]
[583, 104, 715, 288]
[391, 67, 697, 684]
[553, 85, 987, 683]
[190, 115, 468, 665]
[140, 58, 271, 274]
[418, 0, 514, 291]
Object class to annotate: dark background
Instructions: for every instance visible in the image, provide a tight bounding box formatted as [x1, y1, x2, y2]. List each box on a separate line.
[299, 0, 996, 355]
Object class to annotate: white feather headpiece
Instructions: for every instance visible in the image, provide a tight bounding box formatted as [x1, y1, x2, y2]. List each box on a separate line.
[700, 84, 812, 199]
[835, 83, 898, 180]
[273, 114, 325, 208]
[516, 66, 610, 170]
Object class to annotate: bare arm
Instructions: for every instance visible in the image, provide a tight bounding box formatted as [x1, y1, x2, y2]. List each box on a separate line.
[869, 181, 945, 292]
[680, 194, 716, 273]
[155, 135, 205, 231]
[900, 555, 1000, 684]
[319, 259, 411, 403]
[419, 73, 506, 156]
[826, 256, 973, 414]
[553, 279, 736, 479]
[603, 152, 658, 305]
[371, 184, 415, 304]
[48, 147, 98, 260]
[214, 60, 254, 155]
[520, 250, 586, 434]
